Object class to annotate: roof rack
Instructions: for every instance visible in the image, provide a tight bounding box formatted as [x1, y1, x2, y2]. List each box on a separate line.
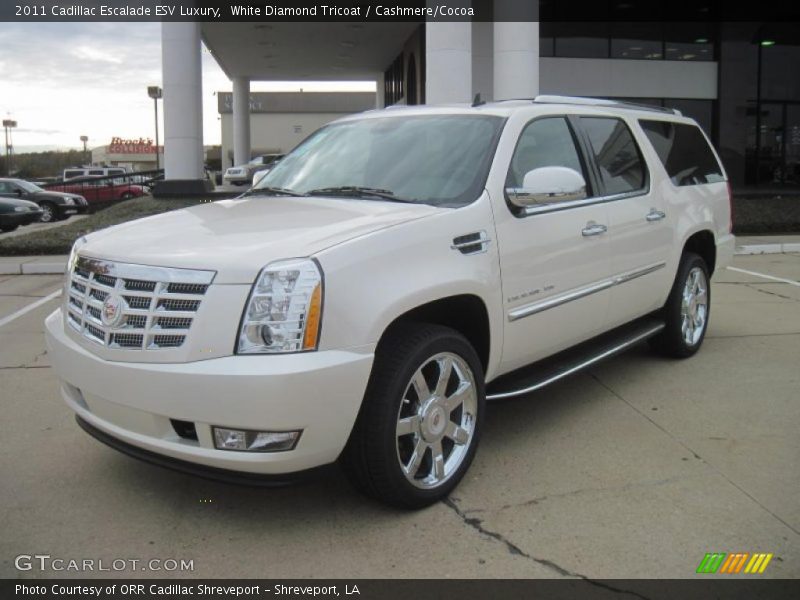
[532, 95, 682, 116]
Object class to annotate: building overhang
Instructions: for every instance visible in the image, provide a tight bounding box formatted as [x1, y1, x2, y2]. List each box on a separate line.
[201, 22, 421, 81]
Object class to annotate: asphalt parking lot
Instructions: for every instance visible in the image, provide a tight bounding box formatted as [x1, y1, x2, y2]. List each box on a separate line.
[1, 253, 798, 580]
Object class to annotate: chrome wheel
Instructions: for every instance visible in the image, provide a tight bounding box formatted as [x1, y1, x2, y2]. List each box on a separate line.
[40, 204, 54, 223]
[396, 352, 478, 490]
[680, 266, 708, 346]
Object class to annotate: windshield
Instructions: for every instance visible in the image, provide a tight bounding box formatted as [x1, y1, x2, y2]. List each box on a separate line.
[16, 180, 44, 193]
[253, 115, 505, 206]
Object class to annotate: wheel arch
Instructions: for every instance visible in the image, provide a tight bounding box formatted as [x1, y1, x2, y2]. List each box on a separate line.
[683, 229, 716, 275]
[376, 294, 491, 376]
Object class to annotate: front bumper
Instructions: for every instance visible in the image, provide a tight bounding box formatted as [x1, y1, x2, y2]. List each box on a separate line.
[45, 309, 374, 476]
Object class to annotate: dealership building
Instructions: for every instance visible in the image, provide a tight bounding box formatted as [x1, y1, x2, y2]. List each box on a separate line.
[155, 5, 800, 194]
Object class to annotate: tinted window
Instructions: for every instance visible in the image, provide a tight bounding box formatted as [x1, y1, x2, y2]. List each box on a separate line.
[640, 121, 725, 186]
[64, 170, 83, 178]
[581, 117, 646, 195]
[88, 170, 104, 176]
[109, 169, 125, 175]
[506, 117, 587, 190]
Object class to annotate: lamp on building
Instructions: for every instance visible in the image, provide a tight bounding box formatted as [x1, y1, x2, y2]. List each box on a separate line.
[147, 86, 163, 171]
[80, 135, 89, 165]
[2, 119, 17, 176]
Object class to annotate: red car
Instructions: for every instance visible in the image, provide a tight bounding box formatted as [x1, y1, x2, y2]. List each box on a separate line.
[47, 180, 146, 207]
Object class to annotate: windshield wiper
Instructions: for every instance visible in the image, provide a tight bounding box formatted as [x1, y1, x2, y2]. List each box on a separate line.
[305, 186, 416, 203]
[241, 186, 304, 197]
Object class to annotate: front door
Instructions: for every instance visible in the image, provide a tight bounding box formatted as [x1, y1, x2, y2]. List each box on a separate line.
[493, 116, 613, 373]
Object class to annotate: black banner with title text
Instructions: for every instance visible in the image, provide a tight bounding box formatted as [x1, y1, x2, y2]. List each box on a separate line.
[3, 0, 800, 22]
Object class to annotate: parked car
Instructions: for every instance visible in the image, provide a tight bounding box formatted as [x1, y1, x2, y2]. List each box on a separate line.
[62, 167, 129, 181]
[47, 180, 146, 208]
[0, 197, 43, 232]
[0, 178, 87, 223]
[223, 154, 283, 186]
[46, 97, 734, 508]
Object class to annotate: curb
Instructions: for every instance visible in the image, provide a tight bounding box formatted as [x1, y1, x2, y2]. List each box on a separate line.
[0, 259, 67, 276]
[735, 243, 800, 256]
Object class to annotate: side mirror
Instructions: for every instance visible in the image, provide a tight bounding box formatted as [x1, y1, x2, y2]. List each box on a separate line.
[15, 188, 23, 196]
[506, 166, 587, 208]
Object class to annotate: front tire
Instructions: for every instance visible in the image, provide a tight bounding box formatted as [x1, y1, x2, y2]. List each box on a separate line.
[39, 202, 56, 223]
[649, 252, 710, 358]
[342, 323, 485, 509]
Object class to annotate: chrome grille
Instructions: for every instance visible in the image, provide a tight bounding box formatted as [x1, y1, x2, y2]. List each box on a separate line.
[66, 256, 215, 351]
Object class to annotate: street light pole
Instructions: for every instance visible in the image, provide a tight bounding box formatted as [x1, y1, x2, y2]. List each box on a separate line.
[2, 119, 17, 176]
[147, 86, 163, 171]
[80, 135, 89, 165]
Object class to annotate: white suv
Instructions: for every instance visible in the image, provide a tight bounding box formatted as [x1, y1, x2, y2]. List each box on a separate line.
[46, 96, 734, 508]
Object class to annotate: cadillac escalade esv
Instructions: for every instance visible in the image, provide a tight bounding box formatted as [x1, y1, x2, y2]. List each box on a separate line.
[45, 96, 734, 508]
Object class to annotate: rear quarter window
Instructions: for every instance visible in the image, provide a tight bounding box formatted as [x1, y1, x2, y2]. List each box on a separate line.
[639, 120, 725, 186]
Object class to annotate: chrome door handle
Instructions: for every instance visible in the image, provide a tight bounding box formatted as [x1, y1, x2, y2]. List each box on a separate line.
[582, 222, 608, 237]
[646, 209, 666, 222]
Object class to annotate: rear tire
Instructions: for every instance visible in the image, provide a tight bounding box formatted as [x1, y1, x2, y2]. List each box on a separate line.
[341, 323, 485, 509]
[649, 252, 710, 358]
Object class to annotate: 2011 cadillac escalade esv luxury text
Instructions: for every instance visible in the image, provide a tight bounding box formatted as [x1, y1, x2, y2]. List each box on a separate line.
[45, 96, 734, 508]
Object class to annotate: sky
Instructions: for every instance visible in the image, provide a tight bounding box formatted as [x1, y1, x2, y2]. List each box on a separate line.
[0, 23, 374, 153]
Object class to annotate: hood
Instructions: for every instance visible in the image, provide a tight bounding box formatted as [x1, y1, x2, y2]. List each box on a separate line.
[31, 191, 81, 202]
[0, 197, 40, 211]
[80, 195, 442, 284]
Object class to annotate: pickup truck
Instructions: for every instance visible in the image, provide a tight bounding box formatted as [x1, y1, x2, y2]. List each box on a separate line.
[45, 96, 734, 508]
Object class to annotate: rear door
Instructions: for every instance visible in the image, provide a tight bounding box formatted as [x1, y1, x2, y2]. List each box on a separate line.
[494, 115, 614, 373]
[577, 116, 672, 328]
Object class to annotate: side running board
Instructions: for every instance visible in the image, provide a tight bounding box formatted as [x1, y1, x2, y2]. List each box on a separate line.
[486, 317, 665, 401]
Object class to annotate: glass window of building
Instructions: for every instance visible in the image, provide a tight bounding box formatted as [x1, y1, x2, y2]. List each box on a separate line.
[552, 22, 609, 58]
[610, 22, 663, 60]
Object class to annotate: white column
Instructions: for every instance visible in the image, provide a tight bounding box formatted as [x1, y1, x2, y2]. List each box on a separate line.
[425, 21, 472, 104]
[232, 76, 251, 166]
[375, 72, 385, 109]
[161, 22, 204, 181]
[493, 21, 539, 100]
[472, 21, 494, 102]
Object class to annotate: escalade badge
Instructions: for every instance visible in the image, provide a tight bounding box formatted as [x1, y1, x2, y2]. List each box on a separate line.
[101, 294, 127, 328]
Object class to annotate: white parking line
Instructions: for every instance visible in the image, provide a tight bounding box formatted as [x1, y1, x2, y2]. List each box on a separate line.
[0, 290, 62, 329]
[727, 266, 800, 287]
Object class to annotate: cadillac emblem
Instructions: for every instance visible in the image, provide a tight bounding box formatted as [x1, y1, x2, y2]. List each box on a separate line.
[101, 294, 127, 328]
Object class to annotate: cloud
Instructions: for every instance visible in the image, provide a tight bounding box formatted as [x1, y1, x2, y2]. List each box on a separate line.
[70, 45, 124, 64]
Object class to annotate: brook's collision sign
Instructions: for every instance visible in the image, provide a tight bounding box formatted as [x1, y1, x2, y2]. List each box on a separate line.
[107, 137, 162, 154]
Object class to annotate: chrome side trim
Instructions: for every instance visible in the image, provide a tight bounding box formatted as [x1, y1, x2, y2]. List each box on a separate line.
[520, 188, 649, 217]
[486, 323, 665, 401]
[76, 255, 216, 285]
[508, 280, 613, 322]
[613, 262, 666, 285]
[507, 262, 666, 322]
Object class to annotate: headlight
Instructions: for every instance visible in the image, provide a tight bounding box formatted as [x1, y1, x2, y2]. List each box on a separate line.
[237, 258, 323, 354]
[67, 237, 87, 273]
[63, 197, 74, 205]
[14, 206, 27, 212]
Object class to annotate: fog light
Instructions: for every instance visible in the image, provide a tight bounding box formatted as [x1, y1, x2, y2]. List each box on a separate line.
[212, 427, 301, 452]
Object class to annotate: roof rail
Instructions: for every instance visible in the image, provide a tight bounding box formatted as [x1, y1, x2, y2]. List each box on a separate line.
[532, 95, 682, 116]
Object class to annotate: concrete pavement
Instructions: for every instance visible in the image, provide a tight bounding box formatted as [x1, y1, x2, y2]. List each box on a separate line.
[0, 254, 797, 579]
